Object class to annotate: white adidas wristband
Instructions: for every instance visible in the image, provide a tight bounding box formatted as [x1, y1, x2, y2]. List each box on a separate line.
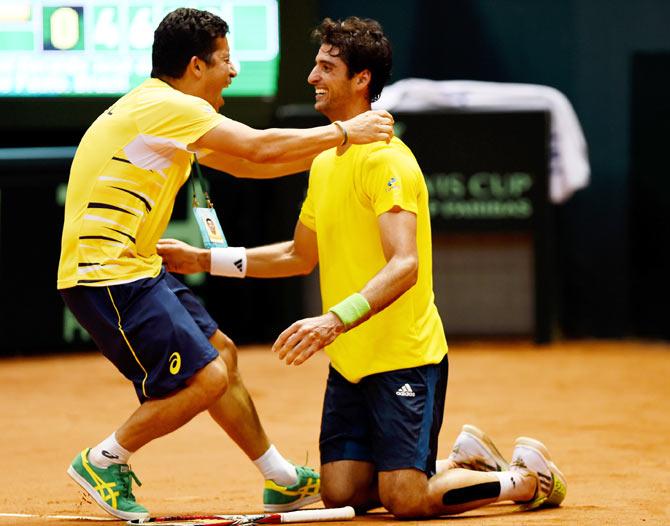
[210, 247, 247, 278]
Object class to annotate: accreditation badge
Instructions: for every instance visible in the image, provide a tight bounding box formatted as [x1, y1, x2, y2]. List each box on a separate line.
[193, 206, 228, 248]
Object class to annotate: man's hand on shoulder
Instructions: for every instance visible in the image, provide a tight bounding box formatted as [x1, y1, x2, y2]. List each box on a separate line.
[343, 110, 395, 144]
[157, 238, 209, 275]
[272, 312, 345, 366]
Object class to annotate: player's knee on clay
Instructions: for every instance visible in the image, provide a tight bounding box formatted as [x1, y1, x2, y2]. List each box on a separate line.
[210, 330, 239, 373]
[378, 471, 429, 519]
[380, 489, 426, 519]
[321, 485, 354, 509]
[321, 476, 369, 509]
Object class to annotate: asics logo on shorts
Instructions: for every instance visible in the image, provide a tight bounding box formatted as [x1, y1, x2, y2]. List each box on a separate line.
[395, 383, 415, 397]
[169, 352, 181, 374]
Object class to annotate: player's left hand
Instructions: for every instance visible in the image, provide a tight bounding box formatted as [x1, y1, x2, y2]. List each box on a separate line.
[157, 238, 208, 274]
[272, 312, 345, 365]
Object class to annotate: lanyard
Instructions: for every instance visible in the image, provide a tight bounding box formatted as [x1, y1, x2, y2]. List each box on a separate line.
[190, 155, 228, 248]
[190, 155, 214, 209]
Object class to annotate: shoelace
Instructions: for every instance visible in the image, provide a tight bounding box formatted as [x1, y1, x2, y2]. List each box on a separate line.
[289, 453, 317, 480]
[117, 466, 143, 499]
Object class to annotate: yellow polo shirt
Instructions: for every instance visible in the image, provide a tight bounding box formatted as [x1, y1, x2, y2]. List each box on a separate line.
[58, 78, 224, 288]
[299, 137, 448, 383]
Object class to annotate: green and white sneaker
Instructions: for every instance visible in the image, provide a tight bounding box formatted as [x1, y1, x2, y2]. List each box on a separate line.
[263, 465, 321, 512]
[66, 448, 149, 520]
[447, 424, 510, 472]
[511, 437, 567, 510]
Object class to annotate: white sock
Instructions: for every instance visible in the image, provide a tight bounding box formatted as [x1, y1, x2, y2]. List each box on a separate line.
[495, 471, 535, 501]
[252, 445, 298, 486]
[88, 433, 132, 469]
[435, 458, 453, 473]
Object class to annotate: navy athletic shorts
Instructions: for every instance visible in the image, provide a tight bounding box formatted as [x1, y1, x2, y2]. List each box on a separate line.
[319, 355, 448, 476]
[60, 269, 219, 403]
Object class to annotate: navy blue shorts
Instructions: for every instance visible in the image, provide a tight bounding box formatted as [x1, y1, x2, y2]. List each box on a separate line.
[60, 269, 219, 403]
[319, 356, 448, 476]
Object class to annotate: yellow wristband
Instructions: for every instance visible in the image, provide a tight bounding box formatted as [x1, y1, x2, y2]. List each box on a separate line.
[329, 292, 370, 328]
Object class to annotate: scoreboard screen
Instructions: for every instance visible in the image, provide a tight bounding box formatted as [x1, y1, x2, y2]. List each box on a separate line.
[0, 1, 279, 97]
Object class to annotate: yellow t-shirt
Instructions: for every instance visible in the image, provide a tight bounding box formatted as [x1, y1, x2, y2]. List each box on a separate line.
[299, 137, 448, 383]
[57, 78, 224, 289]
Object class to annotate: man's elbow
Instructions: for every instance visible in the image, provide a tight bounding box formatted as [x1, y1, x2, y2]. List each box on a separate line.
[404, 256, 419, 287]
[290, 252, 317, 276]
[297, 258, 318, 276]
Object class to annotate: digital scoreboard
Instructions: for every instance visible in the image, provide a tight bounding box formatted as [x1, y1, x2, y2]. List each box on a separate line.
[0, 1, 279, 97]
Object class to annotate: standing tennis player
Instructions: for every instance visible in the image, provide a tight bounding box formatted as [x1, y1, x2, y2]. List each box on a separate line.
[57, 8, 393, 521]
[158, 16, 567, 518]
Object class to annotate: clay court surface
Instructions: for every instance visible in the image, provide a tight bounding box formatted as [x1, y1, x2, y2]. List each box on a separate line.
[1, 340, 669, 525]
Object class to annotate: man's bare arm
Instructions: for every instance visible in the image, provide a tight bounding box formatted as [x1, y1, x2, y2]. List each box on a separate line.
[157, 220, 318, 278]
[245, 221, 318, 276]
[190, 110, 393, 164]
[356, 207, 418, 317]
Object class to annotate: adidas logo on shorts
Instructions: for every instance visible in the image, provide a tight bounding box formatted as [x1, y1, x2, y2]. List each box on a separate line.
[395, 383, 416, 397]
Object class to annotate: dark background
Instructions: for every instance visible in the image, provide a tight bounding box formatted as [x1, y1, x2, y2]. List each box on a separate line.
[1, 0, 668, 353]
[289, 0, 670, 340]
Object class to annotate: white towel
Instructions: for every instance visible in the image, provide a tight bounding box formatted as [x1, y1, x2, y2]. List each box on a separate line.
[373, 78, 590, 203]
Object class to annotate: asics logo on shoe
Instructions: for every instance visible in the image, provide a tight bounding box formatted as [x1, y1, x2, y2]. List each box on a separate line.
[263, 466, 321, 512]
[101, 450, 119, 460]
[395, 383, 415, 397]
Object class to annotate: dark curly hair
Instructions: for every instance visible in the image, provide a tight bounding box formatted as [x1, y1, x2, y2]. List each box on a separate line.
[151, 8, 229, 79]
[311, 17, 392, 102]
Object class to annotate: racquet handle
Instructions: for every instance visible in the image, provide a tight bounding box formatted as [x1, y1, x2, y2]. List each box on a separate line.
[269, 506, 355, 523]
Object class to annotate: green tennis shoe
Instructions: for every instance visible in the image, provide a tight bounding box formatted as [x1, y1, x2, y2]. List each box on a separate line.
[263, 465, 321, 512]
[66, 448, 149, 520]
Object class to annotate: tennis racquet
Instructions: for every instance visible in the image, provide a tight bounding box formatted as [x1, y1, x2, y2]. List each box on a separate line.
[128, 506, 355, 525]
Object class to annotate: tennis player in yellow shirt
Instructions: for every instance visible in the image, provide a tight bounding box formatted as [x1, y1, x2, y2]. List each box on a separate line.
[159, 16, 566, 519]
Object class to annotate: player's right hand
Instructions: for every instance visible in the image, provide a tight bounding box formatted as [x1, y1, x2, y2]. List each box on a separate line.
[272, 312, 345, 366]
[343, 109, 394, 144]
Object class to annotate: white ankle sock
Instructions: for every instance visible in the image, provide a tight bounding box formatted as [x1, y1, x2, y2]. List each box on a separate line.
[252, 445, 298, 486]
[495, 471, 535, 501]
[435, 458, 452, 473]
[88, 433, 132, 469]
